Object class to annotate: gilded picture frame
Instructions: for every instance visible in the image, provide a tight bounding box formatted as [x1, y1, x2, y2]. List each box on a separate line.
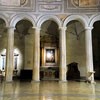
[44, 47, 57, 66]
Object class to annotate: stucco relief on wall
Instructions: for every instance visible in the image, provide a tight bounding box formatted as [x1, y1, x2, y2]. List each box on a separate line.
[40, 5, 59, 10]
[72, 0, 100, 7]
[0, 0, 27, 6]
[38, 0, 62, 12]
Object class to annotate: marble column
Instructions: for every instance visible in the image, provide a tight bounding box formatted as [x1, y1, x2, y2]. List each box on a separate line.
[85, 26, 95, 83]
[5, 27, 15, 82]
[33, 27, 40, 82]
[59, 27, 67, 82]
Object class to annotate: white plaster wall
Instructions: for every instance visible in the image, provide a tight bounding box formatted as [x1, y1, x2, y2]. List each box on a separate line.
[24, 33, 34, 69]
[14, 32, 24, 71]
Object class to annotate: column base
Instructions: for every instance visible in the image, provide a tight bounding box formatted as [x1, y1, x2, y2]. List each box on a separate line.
[59, 80, 67, 83]
[91, 81, 96, 84]
[5, 80, 13, 83]
[31, 80, 40, 83]
[5, 78, 13, 83]
[86, 80, 96, 84]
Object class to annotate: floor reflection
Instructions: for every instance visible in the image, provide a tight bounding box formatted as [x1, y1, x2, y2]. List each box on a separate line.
[0, 80, 100, 100]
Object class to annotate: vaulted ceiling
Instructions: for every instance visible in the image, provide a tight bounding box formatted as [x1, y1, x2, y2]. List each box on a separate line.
[40, 20, 59, 43]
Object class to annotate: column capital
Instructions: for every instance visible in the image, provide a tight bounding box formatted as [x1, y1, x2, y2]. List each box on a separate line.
[6, 26, 15, 30]
[85, 26, 93, 30]
[7, 27, 15, 35]
[59, 26, 67, 31]
[32, 27, 41, 31]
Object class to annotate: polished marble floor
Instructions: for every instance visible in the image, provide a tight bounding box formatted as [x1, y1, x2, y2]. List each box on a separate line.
[0, 80, 100, 100]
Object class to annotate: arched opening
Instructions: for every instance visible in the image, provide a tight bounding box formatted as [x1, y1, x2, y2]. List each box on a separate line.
[92, 21, 100, 80]
[40, 20, 59, 80]
[66, 20, 86, 80]
[14, 19, 33, 80]
[0, 18, 7, 78]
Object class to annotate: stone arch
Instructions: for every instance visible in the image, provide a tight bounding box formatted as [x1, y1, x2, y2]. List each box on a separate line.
[91, 14, 100, 80]
[89, 14, 100, 27]
[63, 14, 88, 80]
[37, 14, 62, 28]
[10, 13, 35, 27]
[0, 14, 8, 27]
[63, 14, 88, 28]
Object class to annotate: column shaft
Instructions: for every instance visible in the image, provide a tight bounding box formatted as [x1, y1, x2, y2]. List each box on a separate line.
[59, 27, 67, 82]
[85, 27, 95, 83]
[33, 27, 40, 81]
[5, 27, 14, 82]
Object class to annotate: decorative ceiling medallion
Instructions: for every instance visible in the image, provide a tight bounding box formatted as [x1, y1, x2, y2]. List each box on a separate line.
[0, 0, 28, 6]
[71, 0, 100, 7]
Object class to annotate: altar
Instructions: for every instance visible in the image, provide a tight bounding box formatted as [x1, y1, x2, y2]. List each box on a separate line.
[40, 67, 59, 80]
